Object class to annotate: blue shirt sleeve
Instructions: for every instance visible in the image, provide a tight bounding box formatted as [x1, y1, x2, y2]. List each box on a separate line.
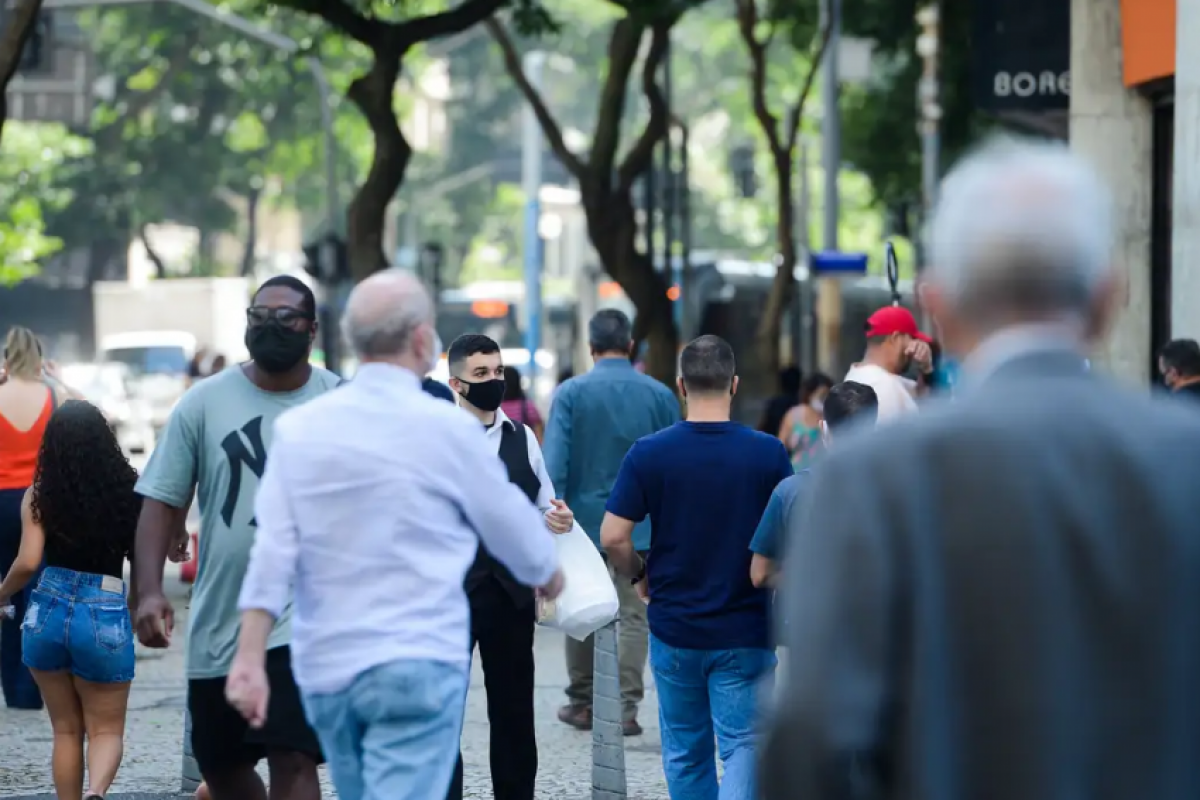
[606, 443, 649, 523]
[542, 380, 572, 501]
[750, 486, 787, 559]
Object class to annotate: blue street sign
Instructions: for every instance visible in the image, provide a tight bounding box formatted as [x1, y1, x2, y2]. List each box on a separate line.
[811, 251, 869, 275]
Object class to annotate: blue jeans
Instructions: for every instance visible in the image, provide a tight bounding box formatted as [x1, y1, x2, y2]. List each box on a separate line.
[649, 634, 776, 800]
[22, 567, 135, 683]
[0, 487, 42, 708]
[302, 659, 469, 800]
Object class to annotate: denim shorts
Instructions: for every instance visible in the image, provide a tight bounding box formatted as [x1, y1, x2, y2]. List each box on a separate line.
[21, 566, 135, 684]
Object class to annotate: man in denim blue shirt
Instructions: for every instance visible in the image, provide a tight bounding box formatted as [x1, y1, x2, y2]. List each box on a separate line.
[749, 381, 879, 589]
[543, 309, 679, 735]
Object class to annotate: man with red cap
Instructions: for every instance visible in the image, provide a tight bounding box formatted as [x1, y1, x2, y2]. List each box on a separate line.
[843, 305, 933, 422]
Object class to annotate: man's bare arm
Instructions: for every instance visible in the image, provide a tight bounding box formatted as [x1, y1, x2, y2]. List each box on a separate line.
[135, 499, 189, 599]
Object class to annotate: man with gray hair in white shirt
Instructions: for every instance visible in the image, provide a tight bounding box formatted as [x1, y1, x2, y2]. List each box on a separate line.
[225, 270, 563, 800]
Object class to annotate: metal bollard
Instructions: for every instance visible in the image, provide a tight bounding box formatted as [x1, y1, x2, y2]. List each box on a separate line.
[181, 707, 201, 793]
[591, 620, 627, 800]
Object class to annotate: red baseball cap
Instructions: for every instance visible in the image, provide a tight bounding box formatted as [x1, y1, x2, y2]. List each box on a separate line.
[865, 306, 931, 343]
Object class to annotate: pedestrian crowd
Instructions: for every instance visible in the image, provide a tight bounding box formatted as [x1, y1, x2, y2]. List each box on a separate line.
[6, 135, 1200, 800]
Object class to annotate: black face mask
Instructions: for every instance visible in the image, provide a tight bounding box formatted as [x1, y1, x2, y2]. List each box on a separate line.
[457, 378, 506, 412]
[245, 322, 311, 374]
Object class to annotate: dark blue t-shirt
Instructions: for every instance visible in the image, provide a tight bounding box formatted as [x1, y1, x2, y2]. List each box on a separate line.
[606, 420, 793, 650]
[422, 377, 455, 403]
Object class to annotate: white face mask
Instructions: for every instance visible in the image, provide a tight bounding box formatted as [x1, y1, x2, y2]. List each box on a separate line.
[809, 398, 824, 413]
[426, 329, 443, 375]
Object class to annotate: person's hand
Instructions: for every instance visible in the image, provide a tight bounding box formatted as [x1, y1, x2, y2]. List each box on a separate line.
[539, 568, 565, 600]
[544, 499, 574, 534]
[135, 592, 175, 648]
[635, 578, 649, 604]
[906, 340, 934, 374]
[225, 654, 270, 729]
[167, 529, 191, 564]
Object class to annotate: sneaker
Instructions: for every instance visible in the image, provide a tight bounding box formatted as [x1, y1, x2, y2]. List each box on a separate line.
[622, 718, 643, 737]
[557, 704, 593, 730]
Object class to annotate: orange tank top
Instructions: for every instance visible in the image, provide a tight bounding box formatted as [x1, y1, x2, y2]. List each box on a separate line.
[0, 389, 53, 490]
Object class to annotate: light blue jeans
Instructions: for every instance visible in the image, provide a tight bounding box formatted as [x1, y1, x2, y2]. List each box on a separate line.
[302, 659, 469, 800]
[649, 634, 776, 800]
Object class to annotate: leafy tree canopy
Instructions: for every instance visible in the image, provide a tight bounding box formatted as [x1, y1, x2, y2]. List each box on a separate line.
[0, 121, 91, 283]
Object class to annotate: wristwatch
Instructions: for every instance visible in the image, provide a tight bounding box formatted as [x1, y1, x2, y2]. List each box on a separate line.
[631, 559, 647, 585]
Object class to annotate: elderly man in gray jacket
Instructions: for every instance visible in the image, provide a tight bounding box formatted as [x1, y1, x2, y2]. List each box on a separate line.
[763, 137, 1200, 800]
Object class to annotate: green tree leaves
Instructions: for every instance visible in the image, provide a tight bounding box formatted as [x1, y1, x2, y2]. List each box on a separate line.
[0, 122, 91, 283]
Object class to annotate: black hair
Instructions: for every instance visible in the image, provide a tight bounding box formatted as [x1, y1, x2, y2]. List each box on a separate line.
[823, 381, 879, 431]
[779, 366, 802, 395]
[447, 333, 501, 375]
[256, 275, 316, 317]
[503, 365, 525, 399]
[800, 372, 833, 402]
[678, 335, 736, 394]
[31, 400, 140, 560]
[588, 309, 633, 354]
[1159, 339, 1200, 378]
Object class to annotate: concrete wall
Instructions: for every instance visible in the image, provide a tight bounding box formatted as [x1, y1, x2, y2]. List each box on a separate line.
[1069, 0, 1153, 383]
[1173, 0, 1200, 341]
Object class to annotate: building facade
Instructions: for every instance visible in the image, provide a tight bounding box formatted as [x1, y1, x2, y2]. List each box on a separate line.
[1071, 0, 1176, 383]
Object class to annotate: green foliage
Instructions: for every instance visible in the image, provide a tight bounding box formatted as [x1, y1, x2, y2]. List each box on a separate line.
[0, 122, 92, 283]
[837, 0, 981, 213]
[47, 1, 375, 264]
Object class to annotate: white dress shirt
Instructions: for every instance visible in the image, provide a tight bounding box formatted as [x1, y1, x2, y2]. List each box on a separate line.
[484, 407, 555, 511]
[237, 363, 559, 695]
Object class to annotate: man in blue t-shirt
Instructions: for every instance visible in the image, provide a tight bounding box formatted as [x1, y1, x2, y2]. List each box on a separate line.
[600, 334, 792, 800]
[750, 380, 879, 588]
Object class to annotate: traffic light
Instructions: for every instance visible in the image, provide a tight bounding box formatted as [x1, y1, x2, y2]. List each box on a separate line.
[16, 12, 50, 74]
[729, 144, 757, 199]
[301, 234, 348, 284]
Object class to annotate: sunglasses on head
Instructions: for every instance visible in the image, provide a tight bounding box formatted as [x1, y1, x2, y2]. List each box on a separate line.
[246, 306, 313, 327]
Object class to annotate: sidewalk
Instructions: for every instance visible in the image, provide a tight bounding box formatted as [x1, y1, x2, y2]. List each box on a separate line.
[0, 592, 670, 799]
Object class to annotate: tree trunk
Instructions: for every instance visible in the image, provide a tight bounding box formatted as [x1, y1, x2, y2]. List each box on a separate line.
[0, 0, 44, 143]
[754, 152, 798, 388]
[240, 186, 261, 277]
[139, 224, 167, 279]
[345, 54, 410, 282]
[583, 185, 678, 387]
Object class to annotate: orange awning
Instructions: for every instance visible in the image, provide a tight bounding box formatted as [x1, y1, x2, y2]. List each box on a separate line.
[1121, 0, 1175, 87]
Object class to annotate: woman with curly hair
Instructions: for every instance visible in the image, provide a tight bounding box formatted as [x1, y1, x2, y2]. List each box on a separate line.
[0, 399, 141, 800]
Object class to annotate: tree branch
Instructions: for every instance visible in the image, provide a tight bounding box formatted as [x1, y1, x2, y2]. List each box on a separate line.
[0, 0, 45, 140]
[784, 22, 833, 151]
[616, 19, 674, 192]
[590, 17, 644, 184]
[736, 0, 782, 156]
[485, 18, 585, 178]
[394, 0, 507, 49]
[273, 0, 382, 49]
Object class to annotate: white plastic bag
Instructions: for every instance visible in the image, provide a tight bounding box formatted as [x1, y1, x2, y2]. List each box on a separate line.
[537, 522, 619, 641]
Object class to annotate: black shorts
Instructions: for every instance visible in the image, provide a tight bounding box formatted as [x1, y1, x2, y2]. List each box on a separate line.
[187, 646, 324, 775]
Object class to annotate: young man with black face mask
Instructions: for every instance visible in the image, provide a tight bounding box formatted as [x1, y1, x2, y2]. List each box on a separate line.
[133, 275, 340, 800]
[444, 333, 574, 800]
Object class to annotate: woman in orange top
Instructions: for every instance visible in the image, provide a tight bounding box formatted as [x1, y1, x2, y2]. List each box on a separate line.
[0, 326, 70, 709]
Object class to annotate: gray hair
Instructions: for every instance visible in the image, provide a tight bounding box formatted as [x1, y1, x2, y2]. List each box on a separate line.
[341, 269, 433, 359]
[925, 136, 1115, 325]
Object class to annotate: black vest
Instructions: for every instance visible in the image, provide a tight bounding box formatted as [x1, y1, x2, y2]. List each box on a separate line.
[464, 420, 542, 606]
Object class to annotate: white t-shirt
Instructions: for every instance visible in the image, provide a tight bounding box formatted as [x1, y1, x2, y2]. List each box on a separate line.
[843, 363, 919, 423]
